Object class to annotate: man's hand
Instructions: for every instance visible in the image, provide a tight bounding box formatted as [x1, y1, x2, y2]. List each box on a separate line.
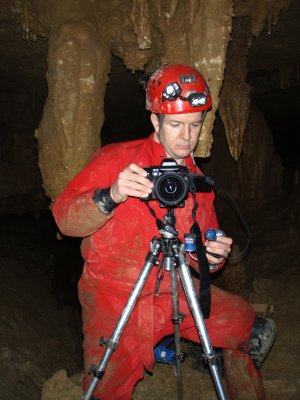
[110, 164, 154, 204]
[205, 235, 233, 265]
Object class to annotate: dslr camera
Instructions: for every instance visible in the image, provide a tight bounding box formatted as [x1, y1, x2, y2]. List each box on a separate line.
[143, 158, 214, 208]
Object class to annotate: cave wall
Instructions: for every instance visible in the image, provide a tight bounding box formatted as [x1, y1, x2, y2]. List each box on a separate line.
[33, 0, 235, 200]
[0, 0, 296, 209]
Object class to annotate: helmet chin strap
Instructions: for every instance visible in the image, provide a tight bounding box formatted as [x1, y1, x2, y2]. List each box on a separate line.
[155, 129, 162, 145]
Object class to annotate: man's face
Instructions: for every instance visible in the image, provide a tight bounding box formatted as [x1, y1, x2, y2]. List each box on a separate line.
[151, 112, 204, 164]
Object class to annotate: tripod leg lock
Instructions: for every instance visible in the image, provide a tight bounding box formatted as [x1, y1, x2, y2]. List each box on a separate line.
[88, 364, 105, 380]
[201, 350, 217, 366]
[99, 336, 118, 351]
[171, 312, 187, 325]
[175, 352, 187, 362]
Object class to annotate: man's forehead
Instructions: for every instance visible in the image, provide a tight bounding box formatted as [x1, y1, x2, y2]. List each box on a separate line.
[164, 112, 203, 122]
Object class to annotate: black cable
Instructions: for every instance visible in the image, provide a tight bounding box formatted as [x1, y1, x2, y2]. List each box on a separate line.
[214, 187, 251, 263]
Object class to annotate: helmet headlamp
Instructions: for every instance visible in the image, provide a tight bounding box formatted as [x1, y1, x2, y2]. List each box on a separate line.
[187, 92, 207, 107]
[162, 82, 182, 101]
[162, 82, 207, 108]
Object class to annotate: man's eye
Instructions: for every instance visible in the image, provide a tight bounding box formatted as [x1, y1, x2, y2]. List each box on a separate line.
[170, 123, 180, 127]
[192, 123, 201, 128]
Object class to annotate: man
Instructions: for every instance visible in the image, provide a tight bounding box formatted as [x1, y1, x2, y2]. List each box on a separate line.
[53, 64, 275, 399]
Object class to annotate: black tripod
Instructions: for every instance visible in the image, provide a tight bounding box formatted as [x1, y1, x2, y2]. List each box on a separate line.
[83, 209, 228, 400]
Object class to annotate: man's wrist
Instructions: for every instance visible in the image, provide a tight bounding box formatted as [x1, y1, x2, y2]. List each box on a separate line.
[92, 187, 119, 215]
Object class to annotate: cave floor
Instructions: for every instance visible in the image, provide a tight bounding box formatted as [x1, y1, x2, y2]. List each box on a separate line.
[0, 188, 299, 400]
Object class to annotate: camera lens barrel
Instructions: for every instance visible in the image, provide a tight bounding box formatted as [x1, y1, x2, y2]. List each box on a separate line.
[154, 173, 188, 207]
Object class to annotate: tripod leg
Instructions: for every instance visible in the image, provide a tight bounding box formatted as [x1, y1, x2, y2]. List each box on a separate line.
[170, 264, 184, 400]
[83, 240, 162, 400]
[177, 249, 228, 400]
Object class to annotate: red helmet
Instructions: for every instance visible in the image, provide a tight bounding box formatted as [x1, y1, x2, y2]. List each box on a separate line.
[146, 64, 211, 114]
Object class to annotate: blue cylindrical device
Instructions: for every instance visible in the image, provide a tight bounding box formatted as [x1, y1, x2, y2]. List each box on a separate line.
[184, 233, 197, 252]
[204, 228, 225, 241]
[204, 228, 226, 271]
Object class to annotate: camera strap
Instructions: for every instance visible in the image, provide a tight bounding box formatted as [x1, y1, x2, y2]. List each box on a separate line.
[190, 221, 211, 318]
[190, 192, 211, 319]
[144, 201, 163, 230]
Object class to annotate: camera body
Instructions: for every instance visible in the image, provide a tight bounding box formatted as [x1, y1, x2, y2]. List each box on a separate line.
[143, 158, 214, 208]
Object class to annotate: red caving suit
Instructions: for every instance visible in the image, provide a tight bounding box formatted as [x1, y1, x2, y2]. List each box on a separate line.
[53, 133, 264, 400]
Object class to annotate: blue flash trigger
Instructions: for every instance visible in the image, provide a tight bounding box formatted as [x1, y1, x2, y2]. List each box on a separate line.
[204, 228, 225, 241]
[204, 228, 226, 260]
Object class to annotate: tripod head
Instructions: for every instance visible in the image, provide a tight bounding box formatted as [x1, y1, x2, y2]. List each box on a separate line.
[156, 209, 183, 272]
[159, 208, 179, 239]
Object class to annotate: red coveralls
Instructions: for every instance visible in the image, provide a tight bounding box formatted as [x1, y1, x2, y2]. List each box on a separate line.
[53, 134, 264, 400]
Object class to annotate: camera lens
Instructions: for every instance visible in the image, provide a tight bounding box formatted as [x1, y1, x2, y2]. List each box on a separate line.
[155, 173, 188, 207]
[163, 180, 178, 195]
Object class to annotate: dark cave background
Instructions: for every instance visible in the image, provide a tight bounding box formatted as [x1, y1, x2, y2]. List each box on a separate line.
[0, 2, 300, 399]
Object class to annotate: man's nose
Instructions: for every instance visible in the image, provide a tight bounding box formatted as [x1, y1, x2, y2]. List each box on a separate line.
[181, 125, 191, 140]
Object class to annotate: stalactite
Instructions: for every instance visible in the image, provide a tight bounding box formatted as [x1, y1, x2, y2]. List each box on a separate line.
[250, 0, 291, 37]
[219, 17, 252, 161]
[130, 0, 152, 50]
[36, 10, 111, 200]
[153, 0, 162, 18]
[186, 0, 197, 26]
[15, 0, 46, 44]
[188, 0, 233, 158]
[164, 0, 179, 23]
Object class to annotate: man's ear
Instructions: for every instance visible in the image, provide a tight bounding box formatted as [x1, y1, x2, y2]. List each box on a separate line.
[150, 113, 160, 133]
